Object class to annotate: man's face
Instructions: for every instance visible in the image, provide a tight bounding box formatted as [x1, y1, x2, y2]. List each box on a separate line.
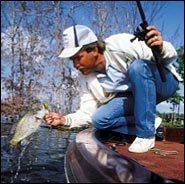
[70, 49, 97, 75]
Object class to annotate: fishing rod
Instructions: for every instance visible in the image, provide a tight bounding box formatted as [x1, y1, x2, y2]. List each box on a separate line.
[131, 1, 166, 82]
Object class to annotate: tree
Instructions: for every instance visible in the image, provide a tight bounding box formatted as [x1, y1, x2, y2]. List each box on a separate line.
[167, 92, 184, 124]
[1, 1, 182, 116]
[166, 46, 184, 123]
[176, 46, 184, 81]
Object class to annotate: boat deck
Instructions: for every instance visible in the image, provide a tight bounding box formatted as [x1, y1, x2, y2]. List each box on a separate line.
[65, 128, 184, 183]
[104, 140, 184, 182]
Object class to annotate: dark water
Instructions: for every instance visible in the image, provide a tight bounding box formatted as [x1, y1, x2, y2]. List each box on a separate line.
[1, 119, 77, 183]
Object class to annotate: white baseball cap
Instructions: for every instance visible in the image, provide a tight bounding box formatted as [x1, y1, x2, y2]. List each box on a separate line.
[59, 25, 98, 58]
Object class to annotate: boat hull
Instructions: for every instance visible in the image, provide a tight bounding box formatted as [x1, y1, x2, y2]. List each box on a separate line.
[64, 128, 179, 183]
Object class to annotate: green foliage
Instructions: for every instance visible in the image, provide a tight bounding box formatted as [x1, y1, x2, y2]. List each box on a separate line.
[156, 111, 184, 128]
[176, 46, 184, 80]
[163, 46, 184, 119]
[162, 121, 184, 128]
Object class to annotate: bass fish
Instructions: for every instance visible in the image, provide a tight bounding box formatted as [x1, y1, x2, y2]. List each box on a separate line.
[9, 102, 49, 147]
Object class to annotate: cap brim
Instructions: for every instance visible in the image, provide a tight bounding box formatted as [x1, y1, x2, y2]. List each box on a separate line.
[58, 46, 82, 58]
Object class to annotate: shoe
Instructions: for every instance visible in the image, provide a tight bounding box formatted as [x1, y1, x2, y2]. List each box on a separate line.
[128, 136, 155, 153]
[128, 117, 162, 153]
[155, 117, 162, 129]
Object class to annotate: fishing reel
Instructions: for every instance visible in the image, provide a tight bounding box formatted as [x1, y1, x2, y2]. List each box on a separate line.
[130, 21, 148, 42]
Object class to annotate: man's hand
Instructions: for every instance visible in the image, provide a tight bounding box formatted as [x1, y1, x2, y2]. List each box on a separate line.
[44, 112, 65, 126]
[145, 25, 163, 53]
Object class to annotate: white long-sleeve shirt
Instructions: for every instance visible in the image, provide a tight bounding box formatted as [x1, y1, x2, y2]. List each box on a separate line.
[64, 33, 183, 128]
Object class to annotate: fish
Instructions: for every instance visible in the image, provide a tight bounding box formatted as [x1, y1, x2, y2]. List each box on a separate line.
[9, 102, 49, 147]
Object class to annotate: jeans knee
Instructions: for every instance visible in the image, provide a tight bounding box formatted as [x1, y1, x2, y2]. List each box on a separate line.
[92, 114, 101, 129]
[92, 113, 107, 130]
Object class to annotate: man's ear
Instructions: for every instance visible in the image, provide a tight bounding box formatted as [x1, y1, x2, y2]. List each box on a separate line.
[92, 46, 99, 56]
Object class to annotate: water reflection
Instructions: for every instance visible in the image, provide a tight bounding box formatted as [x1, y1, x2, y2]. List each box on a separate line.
[1, 120, 78, 183]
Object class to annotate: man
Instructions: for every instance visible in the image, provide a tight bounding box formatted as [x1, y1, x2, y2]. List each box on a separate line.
[45, 25, 182, 153]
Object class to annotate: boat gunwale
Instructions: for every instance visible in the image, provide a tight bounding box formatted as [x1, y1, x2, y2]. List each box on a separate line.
[64, 128, 179, 183]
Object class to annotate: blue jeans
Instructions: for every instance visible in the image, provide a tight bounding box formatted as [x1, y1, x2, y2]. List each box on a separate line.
[92, 59, 179, 138]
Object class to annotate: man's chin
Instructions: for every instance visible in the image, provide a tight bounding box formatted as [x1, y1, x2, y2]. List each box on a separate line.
[80, 70, 91, 75]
